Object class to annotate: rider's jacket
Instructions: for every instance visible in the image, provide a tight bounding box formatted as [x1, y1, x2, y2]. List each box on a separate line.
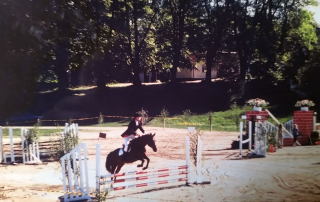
[121, 119, 144, 137]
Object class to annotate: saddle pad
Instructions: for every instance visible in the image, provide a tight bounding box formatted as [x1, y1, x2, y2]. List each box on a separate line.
[118, 148, 124, 156]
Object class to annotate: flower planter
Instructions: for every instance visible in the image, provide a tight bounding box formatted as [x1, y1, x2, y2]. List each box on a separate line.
[254, 107, 262, 111]
[301, 107, 309, 111]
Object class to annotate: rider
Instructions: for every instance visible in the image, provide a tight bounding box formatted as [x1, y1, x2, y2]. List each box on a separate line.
[121, 113, 145, 154]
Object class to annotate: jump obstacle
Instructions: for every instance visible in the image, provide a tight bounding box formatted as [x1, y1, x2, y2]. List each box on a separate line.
[0, 123, 78, 164]
[96, 136, 191, 193]
[61, 142, 91, 202]
[239, 120, 268, 157]
[0, 126, 41, 164]
[61, 136, 209, 202]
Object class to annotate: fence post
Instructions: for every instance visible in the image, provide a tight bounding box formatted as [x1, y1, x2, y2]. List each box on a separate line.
[21, 128, 25, 163]
[196, 135, 203, 184]
[249, 121, 252, 151]
[185, 137, 190, 185]
[9, 128, 14, 162]
[0, 127, 3, 163]
[314, 112, 317, 131]
[96, 144, 101, 197]
[239, 122, 243, 156]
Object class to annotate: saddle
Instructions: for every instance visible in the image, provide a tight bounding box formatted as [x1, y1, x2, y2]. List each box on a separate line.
[118, 143, 132, 156]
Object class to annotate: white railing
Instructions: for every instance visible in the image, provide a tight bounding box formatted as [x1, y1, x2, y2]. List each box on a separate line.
[265, 110, 300, 146]
[61, 143, 91, 202]
[61, 123, 79, 153]
[284, 119, 293, 135]
[0, 127, 41, 164]
[21, 128, 41, 164]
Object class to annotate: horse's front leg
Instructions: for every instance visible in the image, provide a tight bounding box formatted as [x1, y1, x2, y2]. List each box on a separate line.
[137, 157, 144, 168]
[142, 154, 150, 170]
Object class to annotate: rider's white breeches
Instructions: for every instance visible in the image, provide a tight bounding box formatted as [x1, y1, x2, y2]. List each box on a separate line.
[124, 135, 136, 152]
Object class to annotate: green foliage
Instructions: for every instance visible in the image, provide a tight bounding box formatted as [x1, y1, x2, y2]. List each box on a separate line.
[225, 103, 245, 131]
[2, 0, 320, 118]
[137, 107, 149, 124]
[98, 112, 104, 125]
[51, 124, 79, 159]
[150, 106, 252, 131]
[267, 131, 278, 151]
[182, 109, 192, 125]
[158, 107, 170, 129]
[24, 119, 41, 145]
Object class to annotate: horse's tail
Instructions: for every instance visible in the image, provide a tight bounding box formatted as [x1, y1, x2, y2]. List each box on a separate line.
[105, 152, 113, 173]
[105, 149, 118, 173]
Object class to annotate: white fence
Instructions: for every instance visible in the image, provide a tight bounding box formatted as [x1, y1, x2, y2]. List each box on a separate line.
[61, 142, 91, 202]
[0, 127, 41, 164]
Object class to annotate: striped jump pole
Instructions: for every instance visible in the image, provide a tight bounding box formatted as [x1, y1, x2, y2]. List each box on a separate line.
[96, 136, 191, 195]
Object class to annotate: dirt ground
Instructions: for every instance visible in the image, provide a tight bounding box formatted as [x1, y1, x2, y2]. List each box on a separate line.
[1, 126, 320, 202]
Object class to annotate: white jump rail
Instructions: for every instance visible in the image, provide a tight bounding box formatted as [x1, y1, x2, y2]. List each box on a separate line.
[61, 143, 91, 202]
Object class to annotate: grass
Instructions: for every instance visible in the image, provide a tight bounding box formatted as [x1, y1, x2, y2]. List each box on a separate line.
[89, 105, 293, 132]
[1, 105, 294, 138]
[1, 128, 62, 138]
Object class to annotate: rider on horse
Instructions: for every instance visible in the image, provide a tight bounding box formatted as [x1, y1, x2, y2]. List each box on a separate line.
[121, 113, 145, 159]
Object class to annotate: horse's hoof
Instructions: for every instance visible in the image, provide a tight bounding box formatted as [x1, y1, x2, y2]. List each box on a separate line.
[143, 167, 147, 170]
[137, 165, 142, 167]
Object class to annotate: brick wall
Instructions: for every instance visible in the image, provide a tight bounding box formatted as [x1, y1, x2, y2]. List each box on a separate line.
[246, 111, 269, 123]
[283, 111, 314, 146]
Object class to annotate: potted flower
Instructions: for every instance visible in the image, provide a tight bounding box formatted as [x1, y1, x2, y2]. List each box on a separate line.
[246, 98, 269, 111]
[295, 100, 315, 111]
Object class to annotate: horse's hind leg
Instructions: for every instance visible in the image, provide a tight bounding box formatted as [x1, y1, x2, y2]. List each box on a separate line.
[114, 162, 124, 175]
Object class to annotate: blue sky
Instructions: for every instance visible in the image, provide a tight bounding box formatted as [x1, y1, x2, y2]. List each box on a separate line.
[307, 0, 320, 25]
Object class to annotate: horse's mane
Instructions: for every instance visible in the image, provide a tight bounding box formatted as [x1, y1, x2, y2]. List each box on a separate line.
[130, 133, 153, 147]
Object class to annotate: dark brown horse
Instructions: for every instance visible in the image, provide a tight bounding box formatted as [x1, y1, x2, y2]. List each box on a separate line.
[105, 133, 157, 176]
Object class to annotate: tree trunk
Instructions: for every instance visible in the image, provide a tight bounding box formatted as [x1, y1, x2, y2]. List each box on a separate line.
[55, 42, 69, 90]
[133, 0, 142, 85]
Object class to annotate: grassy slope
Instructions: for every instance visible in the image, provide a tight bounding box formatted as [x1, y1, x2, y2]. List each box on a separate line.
[6, 80, 298, 132]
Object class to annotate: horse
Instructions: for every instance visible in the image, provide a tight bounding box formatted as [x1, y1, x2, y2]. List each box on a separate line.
[105, 133, 157, 177]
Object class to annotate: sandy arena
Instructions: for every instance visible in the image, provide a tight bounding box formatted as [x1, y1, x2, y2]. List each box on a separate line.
[1, 126, 320, 202]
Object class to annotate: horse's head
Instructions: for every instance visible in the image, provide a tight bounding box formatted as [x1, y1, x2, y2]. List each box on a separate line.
[146, 133, 157, 152]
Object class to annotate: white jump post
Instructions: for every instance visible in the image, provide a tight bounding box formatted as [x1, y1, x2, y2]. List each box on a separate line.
[185, 136, 190, 184]
[239, 121, 252, 157]
[21, 128, 26, 163]
[0, 127, 3, 163]
[196, 135, 203, 184]
[314, 112, 317, 131]
[61, 143, 91, 202]
[9, 128, 14, 162]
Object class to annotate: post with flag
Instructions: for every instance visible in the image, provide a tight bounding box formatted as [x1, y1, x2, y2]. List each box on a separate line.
[98, 112, 106, 141]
